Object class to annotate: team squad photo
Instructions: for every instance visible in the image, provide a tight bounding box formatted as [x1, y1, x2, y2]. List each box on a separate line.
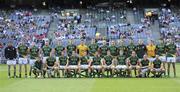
[0, 0, 180, 92]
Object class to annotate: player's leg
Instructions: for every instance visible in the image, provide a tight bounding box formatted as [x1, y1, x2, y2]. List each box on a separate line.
[101, 65, 105, 77]
[167, 62, 171, 77]
[160, 56, 167, 76]
[127, 66, 132, 77]
[19, 58, 22, 78]
[151, 68, 156, 77]
[32, 69, 38, 78]
[7, 60, 11, 78]
[24, 64, 28, 78]
[47, 68, 52, 78]
[88, 66, 91, 77]
[54, 67, 60, 78]
[42, 68, 47, 78]
[8, 65, 11, 78]
[13, 64, 16, 78]
[172, 62, 176, 77]
[136, 66, 140, 77]
[110, 65, 115, 77]
[138, 67, 142, 77]
[29, 59, 35, 77]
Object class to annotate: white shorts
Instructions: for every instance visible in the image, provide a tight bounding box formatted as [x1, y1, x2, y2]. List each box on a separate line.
[148, 57, 155, 62]
[104, 65, 115, 69]
[80, 65, 89, 69]
[43, 57, 48, 63]
[68, 65, 78, 69]
[116, 65, 127, 69]
[141, 67, 149, 73]
[56, 57, 59, 62]
[7, 60, 16, 65]
[59, 65, 66, 69]
[91, 65, 102, 69]
[29, 59, 36, 66]
[167, 57, 176, 63]
[19, 58, 28, 65]
[152, 68, 162, 72]
[159, 56, 166, 62]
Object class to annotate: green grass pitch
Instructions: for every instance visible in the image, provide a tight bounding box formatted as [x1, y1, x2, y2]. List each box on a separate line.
[0, 64, 180, 92]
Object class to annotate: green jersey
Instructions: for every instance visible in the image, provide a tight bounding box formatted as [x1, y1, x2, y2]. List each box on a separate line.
[136, 44, 146, 58]
[92, 56, 101, 65]
[42, 46, 52, 57]
[156, 44, 166, 56]
[127, 44, 136, 57]
[67, 45, 76, 56]
[34, 60, 43, 70]
[59, 56, 68, 66]
[117, 55, 126, 65]
[100, 45, 109, 57]
[88, 44, 99, 56]
[104, 55, 113, 66]
[129, 56, 139, 65]
[81, 56, 90, 65]
[30, 46, 39, 59]
[46, 57, 56, 66]
[153, 59, 162, 68]
[18, 45, 28, 57]
[68, 56, 79, 65]
[55, 45, 65, 56]
[109, 46, 118, 56]
[166, 44, 176, 57]
[140, 59, 149, 67]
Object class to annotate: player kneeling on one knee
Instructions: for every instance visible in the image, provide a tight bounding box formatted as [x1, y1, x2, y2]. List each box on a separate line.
[45, 54, 59, 78]
[151, 55, 165, 77]
[139, 55, 151, 77]
[32, 57, 43, 78]
[127, 51, 140, 77]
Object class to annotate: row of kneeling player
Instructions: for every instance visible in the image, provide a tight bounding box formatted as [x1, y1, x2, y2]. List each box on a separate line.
[31, 51, 165, 78]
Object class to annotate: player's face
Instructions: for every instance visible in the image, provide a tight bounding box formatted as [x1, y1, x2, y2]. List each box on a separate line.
[91, 39, 95, 44]
[139, 40, 143, 44]
[169, 39, 173, 44]
[159, 40, 163, 44]
[119, 40, 123, 46]
[143, 55, 148, 60]
[8, 42, 12, 46]
[84, 51, 87, 56]
[132, 51, 136, 57]
[155, 55, 159, 60]
[107, 51, 111, 56]
[148, 40, 153, 45]
[129, 39, 133, 44]
[45, 42, 49, 46]
[61, 51, 64, 56]
[111, 41, 115, 46]
[31, 42, 35, 46]
[95, 52, 99, 57]
[80, 40, 84, 45]
[102, 40, 106, 45]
